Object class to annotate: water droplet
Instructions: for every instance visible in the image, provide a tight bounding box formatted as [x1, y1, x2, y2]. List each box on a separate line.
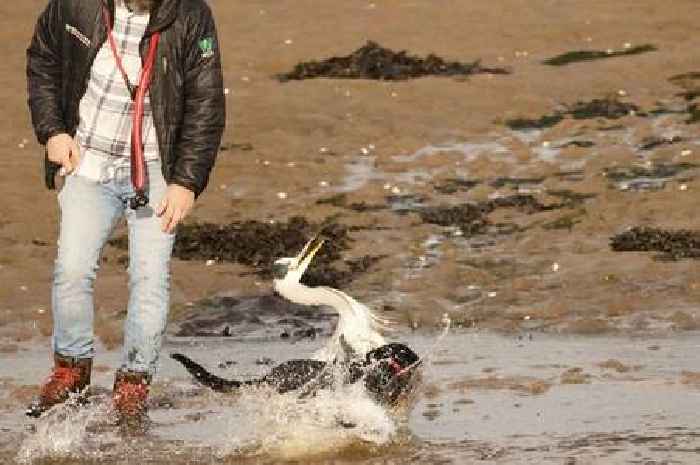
[277, 192, 288, 200]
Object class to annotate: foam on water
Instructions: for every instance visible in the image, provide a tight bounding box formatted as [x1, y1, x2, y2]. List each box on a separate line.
[215, 381, 397, 460]
[17, 394, 116, 464]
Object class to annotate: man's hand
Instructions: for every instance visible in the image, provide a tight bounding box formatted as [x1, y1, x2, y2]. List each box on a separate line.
[156, 184, 195, 233]
[47, 133, 81, 174]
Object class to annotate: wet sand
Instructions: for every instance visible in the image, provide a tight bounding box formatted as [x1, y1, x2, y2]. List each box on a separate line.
[3, 331, 700, 464]
[2, 0, 700, 462]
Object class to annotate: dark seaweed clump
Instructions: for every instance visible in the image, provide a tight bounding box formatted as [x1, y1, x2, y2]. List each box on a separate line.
[433, 178, 481, 194]
[611, 227, 700, 260]
[568, 99, 640, 120]
[603, 163, 696, 182]
[505, 97, 639, 130]
[278, 41, 510, 82]
[638, 136, 684, 151]
[110, 217, 381, 288]
[418, 193, 593, 233]
[543, 44, 657, 66]
[687, 103, 700, 124]
[504, 114, 563, 131]
[316, 193, 385, 212]
[669, 71, 700, 101]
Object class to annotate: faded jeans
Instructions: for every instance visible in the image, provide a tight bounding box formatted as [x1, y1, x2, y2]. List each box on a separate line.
[52, 155, 175, 375]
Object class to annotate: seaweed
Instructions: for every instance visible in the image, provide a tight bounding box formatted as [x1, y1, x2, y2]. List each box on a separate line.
[278, 41, 510, 82]
[490, 177, 545, 189]
[669, 72, 700, 101]
[567, 98, 639, 120]
[109, 217, 382, 287]
[603, 163, 696, 182]
[316, 193, 385, 212]
[505, 97, 640, 131]
[418, 193, 592, 233]
[558, 140, 595, 148]
[543, 44, 657, 66]
[610, 227, 700, 260]
[433, 178, 480, 194]
[687, 103, 700, 124]
[542, 210, 586, 231]
[504, 114, 563, 130]
[638, 136, 684, 151]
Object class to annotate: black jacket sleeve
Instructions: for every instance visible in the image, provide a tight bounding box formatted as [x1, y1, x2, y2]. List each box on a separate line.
[27, 0, 67, 145]
[170, 3, 226, 198]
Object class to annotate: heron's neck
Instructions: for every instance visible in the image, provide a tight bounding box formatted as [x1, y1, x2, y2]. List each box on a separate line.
[276, 280, 351, 312]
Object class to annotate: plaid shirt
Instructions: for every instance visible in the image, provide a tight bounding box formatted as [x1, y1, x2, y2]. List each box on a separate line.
[76, 3, 159, 161]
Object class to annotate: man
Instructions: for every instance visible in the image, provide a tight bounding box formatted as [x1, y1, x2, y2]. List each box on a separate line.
[26, 0, 225, 424]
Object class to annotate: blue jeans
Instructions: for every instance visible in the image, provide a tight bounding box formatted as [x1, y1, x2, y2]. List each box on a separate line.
[52, 156, 175, 375]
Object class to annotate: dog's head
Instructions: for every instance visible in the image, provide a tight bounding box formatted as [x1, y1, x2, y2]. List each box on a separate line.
[361, 343, 421, 405]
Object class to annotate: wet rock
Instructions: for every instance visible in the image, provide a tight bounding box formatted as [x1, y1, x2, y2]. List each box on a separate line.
[543, 44, 657, 66]
[610, 227, 700, 260]
[277, 41, 510, 81]
[172, 294, 338, 338]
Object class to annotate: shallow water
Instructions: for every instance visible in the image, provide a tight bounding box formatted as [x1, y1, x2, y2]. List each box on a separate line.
[3, 330, 700, 464]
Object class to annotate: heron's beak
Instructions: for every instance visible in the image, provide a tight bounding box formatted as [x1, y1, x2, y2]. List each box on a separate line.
[294, 235, 326, 274]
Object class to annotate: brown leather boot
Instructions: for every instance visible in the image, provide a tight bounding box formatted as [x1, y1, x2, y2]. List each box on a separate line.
[26, 354, 92, 417]
[112, 369, 151, 427]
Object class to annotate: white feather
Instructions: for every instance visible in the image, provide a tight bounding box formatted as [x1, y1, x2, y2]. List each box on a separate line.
[273, 262, 387, 362]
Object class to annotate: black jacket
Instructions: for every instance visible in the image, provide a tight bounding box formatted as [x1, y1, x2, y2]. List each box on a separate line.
[27, 0, 225, 197]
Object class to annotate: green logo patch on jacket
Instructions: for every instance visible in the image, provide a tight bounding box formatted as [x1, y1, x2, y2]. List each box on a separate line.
[199, 37, 215, 58]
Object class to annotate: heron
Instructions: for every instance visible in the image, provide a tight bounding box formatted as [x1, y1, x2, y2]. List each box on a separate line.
[272, 235, 388, 362]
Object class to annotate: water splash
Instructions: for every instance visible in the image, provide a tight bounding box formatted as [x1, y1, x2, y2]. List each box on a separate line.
[215, 380, 397, 461]
[17, 394, 115, 464]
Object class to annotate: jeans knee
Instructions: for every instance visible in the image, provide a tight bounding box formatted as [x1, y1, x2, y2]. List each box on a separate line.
[54, 256, 98, 288]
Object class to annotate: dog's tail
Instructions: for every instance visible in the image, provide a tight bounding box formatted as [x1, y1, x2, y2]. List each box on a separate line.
[171, 353, 249, 393]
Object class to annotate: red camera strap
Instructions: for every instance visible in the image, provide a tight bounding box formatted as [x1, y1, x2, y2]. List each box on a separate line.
[101, 6, 160, 206]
